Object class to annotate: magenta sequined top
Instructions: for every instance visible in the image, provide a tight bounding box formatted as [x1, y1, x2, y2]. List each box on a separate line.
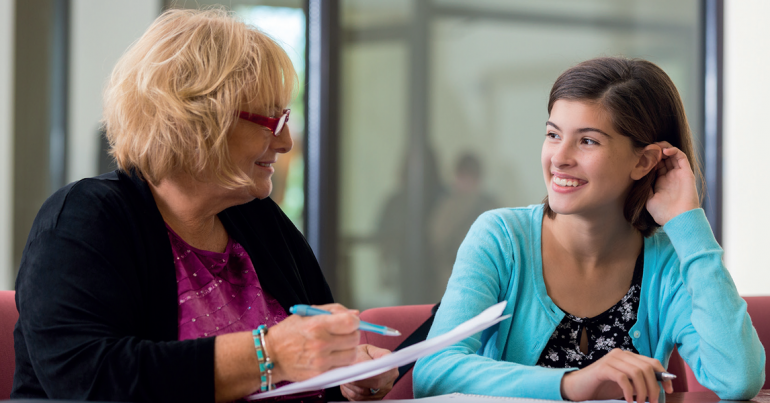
[167, 224, 288, 340]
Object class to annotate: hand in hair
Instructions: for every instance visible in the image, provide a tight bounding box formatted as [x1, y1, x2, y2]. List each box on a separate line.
[560, 348, 673, 403]
[645, 141, 700, 226]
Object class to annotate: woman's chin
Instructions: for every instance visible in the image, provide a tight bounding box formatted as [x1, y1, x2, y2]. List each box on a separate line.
[549, 206, 571, 216]
[546, 199, 579, 216]
[248, 185, 272, 200]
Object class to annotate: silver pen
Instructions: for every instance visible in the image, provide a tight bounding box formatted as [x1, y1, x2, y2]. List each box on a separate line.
[656, 371, 677, 382]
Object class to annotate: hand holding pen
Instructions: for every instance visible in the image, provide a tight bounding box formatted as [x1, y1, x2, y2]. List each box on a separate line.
[262, 303, 363, 383]
[290, 304, 401, 336]
[561, 349, 675, 403]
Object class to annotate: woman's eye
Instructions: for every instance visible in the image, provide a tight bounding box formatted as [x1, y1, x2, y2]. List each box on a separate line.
[582, 138, 599, 145]
[546, 132, 560, 140]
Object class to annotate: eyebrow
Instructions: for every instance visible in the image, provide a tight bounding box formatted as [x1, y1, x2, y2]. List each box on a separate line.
[546, 121, 611, 138]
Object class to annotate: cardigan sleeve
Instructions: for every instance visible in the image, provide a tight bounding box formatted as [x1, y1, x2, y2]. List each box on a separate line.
[13, 181, 216, 402]
[414, 211, 572, 400]
[661, 209, 765, 400]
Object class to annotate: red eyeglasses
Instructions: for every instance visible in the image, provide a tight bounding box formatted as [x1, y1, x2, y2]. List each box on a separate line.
[236, 109, 290, 136]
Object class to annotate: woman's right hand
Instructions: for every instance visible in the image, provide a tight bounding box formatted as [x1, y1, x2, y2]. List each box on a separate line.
[265, 303, 362, 383]
[560, 349, 674, 403]
[645, 142, 700, 226]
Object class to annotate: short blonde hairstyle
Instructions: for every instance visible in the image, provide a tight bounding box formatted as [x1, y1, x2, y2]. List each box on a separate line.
[103, 8, 297, 187]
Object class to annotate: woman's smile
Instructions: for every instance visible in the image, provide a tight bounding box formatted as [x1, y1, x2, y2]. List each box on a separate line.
[551, 173, 587, 193]
[553, 177, 580, 187]
[552, 173, 587, 187]
[255, 160, 275, 173]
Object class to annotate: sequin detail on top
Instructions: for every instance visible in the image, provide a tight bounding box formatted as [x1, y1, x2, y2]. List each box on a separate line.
[168, 224, 288, 340]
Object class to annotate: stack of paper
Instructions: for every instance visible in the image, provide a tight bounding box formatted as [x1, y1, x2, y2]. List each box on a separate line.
[246, 301, 510, 400]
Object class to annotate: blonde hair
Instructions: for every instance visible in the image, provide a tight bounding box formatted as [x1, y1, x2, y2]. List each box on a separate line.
[103, 8, 297, 187]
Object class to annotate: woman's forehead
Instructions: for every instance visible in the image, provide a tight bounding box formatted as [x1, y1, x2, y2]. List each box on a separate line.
[549, 99, 612, 125]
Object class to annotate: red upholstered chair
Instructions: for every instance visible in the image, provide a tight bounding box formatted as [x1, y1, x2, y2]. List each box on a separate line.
[667, 347, 689, 392]
[673, 296, 770, 392]
[0, 291, 17, 400]
[359, 304, 435, 400]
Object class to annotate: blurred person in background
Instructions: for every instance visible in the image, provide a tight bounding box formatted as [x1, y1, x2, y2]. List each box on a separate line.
[375, 147, 445, 304]
[428, 152, 497, 301]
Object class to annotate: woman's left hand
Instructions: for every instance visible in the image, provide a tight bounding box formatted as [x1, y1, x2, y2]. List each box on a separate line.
[340, 344, 398, 401]
[645, 141, 700, 226]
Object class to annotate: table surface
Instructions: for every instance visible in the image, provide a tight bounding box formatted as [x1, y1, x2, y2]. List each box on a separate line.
[7, 390, 770, 403]
[666, 390, 770, 403]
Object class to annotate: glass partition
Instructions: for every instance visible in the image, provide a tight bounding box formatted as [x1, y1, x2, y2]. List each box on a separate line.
[337, 0, 701, 308]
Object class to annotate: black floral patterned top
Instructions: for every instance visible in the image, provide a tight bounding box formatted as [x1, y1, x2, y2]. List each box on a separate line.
[536, 251, 643, 369]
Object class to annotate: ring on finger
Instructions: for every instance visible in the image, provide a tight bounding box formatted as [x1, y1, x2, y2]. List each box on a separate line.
[369, 388, 380, 395]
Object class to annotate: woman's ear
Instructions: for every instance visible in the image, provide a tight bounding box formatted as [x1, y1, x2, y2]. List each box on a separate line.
[631, 144, 663, 180]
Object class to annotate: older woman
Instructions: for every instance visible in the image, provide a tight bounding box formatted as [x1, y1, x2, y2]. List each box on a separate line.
[12, 9, 396, 403]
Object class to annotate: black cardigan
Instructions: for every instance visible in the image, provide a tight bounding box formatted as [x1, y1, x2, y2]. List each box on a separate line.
[12, 170, 335, 402]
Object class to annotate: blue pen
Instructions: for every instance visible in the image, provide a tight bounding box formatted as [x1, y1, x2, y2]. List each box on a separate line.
[289, 304, 401, 336]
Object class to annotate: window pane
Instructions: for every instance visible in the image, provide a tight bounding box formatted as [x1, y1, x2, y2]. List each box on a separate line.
[236, 5, 307, 231]
[338, 0, 701, 308]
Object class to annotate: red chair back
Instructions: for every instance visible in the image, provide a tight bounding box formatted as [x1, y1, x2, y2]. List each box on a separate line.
[359, 304, 435, 400]
[667, 347, 689, 392]
[0, 291, 17, 399]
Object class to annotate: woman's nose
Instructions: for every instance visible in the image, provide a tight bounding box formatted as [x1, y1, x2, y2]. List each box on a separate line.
[273, 126, 293, 154]
[551, 143, 575, 168]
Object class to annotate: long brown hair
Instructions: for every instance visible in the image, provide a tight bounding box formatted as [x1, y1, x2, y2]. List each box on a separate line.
[543, 57, 702, 237]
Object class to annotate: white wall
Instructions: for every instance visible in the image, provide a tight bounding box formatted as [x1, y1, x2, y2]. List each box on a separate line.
[0, 0, 14, 290]
[68, 0, 161, 183]
[723, 0, 770, 295]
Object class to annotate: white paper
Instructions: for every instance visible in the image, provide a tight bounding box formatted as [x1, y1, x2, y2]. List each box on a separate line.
[246, 301, 510, 400]
[349, 393, 626, 403]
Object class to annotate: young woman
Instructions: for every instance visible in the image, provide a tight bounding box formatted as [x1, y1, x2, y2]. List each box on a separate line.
[413, 57, 764, 403]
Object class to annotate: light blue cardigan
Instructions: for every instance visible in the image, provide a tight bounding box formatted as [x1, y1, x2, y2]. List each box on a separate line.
[414, 205, 765, 400]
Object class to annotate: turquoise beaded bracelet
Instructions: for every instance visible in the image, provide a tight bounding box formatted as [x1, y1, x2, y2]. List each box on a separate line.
[252, 325, 275, 392]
